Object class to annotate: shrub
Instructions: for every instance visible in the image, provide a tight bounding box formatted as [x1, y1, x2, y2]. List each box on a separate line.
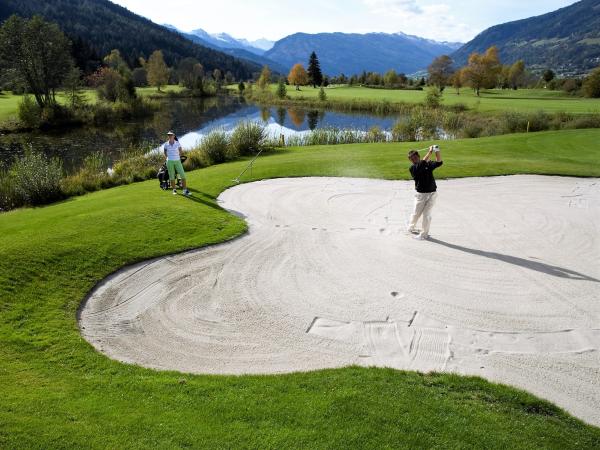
[112, 152, 163, 183]
[502, 111, 528, 134]
[198, 129, 230, 164]
[367, 126, 386, 142]
[9, 151, 63, 206]
[18, 95, 42, 128]
[230, 121, 267, 156]
[449, 103, 468, 113]
[184, 149, 210, 170]
[424, 87, 443, 108]
[276, 77, 287, 99]
[392, 117, 419, 141]
[526, 111, 550, 132]
[0, 167, 22, 211]
[442, 111, 464, 132]
[562, 79, 581, 95]
[318, 87, 327, 101]
[462, 123, 483, 138]
[562, 114, 600, 130]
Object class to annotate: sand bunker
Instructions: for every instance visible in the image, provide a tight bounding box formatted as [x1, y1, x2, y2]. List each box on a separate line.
[80, 175, 600, 424]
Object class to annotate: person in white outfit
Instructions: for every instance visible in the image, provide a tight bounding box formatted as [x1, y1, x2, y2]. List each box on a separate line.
[407, 145, 443, 240]
[163, 131, 190, 196]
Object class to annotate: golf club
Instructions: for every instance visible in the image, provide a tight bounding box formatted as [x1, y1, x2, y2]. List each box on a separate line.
[232, 147, 265, 184]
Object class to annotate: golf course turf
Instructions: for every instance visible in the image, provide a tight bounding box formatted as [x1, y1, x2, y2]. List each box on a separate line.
[1, 129, 600, 448]
[260, 85, 600, 114]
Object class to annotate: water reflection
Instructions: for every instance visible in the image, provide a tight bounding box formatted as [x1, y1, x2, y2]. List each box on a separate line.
[0, 96, 242, 172]
[1, 97, 442, 172]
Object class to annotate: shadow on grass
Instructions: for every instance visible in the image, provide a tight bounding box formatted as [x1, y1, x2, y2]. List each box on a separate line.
[429, 237, 599, 282]
[181, 188, 222, 211]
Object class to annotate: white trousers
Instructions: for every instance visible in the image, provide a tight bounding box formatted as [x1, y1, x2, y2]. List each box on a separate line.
[408, 192, 437, 236]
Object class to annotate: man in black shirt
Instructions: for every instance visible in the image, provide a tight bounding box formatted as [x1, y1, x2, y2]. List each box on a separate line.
[407, 145, 443, 240]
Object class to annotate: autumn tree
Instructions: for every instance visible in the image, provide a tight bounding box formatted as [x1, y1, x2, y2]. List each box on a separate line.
[428, 55, 454, 91]
[177, 58, 204, 91]
[451, 68, 464, 95]
[462, 46, 502, 96]
[307, 51, 323, 88]
[508, 60, 526, 90]
[90, 67, 136, 102]
[383, 69, 399, 87]
[257, 65, 272, 90]
[288, 63, 308, 90]
[103, 49, 130, 75]
[146, 50, 169, 91]
[583, 67, 600, 98]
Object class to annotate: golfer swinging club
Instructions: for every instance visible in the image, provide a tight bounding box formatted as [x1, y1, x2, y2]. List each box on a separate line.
[163, 131, 191, 196]
[407, 145, 443, 240]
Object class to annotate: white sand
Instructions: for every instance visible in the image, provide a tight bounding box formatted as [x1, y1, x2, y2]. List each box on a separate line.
[79, 175, 600, 424]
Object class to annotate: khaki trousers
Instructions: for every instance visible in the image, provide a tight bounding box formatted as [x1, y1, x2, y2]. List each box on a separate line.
[409, 192, 437, 237]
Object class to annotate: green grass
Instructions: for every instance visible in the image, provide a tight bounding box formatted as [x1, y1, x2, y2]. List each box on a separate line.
[1, 130, 600, 448]
[262, 84, 600, 114]
[0, 85, 183, 123]
[0, 91, 24, 122]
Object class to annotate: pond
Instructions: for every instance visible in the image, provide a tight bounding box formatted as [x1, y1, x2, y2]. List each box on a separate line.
[0, 96, 408, 173]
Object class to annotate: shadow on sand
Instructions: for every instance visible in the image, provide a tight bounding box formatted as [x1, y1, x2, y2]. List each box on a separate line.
[428, 238, 599, 282]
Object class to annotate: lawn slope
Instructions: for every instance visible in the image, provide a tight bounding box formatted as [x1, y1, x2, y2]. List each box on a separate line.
[267, 85, 600, 114]
[1, 130, 600, 448]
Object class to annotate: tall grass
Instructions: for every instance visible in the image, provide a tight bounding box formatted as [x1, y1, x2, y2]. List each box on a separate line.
[2, 110, 600, 213]
[229, 121, 268, 156]
[0, 150, 64, 211]
[246, 90, 414, 115]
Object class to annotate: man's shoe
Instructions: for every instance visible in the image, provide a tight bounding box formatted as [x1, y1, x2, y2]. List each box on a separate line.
[172, 189, 177, 195]
[413, 234, 429, 241]
[183, 189, 191, 196]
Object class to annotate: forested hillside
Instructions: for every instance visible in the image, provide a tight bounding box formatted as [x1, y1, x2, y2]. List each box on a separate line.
[452, 0, 600, 75]
[0, 0, 261, 78]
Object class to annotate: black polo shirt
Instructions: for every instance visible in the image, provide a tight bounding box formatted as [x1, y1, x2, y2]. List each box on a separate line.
[409, 160, 443, 193]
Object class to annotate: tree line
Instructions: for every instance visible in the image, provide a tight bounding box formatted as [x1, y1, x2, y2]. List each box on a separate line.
[0, 15, 242, 128]
[426, 47, 600, 98]
[242, 46, 600, 101]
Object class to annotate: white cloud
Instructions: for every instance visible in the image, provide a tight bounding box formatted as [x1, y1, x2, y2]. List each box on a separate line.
[361, 1, 473, 42]
[363, 0, 423, 14]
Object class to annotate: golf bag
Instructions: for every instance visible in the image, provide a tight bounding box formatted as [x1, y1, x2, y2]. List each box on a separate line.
[157, 155, 187, 190]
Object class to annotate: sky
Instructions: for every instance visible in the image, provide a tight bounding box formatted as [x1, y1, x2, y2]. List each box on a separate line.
[110, 0, 579, 43]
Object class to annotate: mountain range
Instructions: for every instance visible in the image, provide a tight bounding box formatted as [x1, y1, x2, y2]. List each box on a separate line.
[264, 32, 461, 76]
[167, 26, 461, 76]
[452, 0, 600, 75]
[163, 25, 285, 73]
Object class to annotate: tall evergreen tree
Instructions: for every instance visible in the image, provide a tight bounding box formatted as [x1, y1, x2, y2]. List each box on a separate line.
[307, 51, 323, 88]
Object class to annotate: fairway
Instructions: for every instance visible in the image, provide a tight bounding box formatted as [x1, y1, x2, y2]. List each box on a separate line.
[1, 130, 600, 448]
[273, 85, 600, 114]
